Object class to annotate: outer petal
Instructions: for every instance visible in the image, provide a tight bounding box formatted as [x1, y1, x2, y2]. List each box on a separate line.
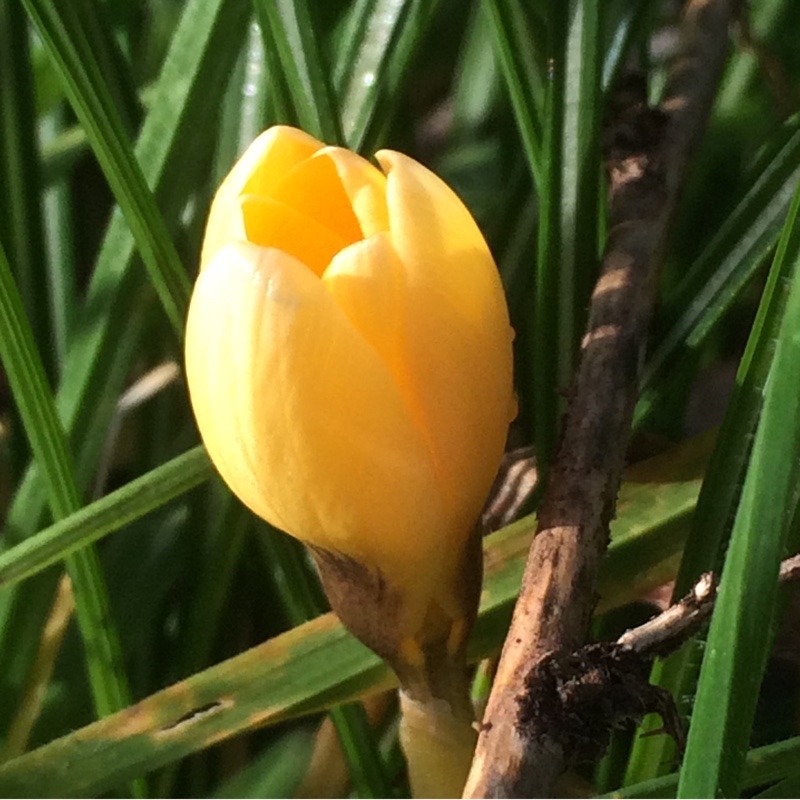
[375, 150, 516, 537]
[201, 126, 323, 270]
[185, 241, 451, 612]
[322, 234, 406, 393]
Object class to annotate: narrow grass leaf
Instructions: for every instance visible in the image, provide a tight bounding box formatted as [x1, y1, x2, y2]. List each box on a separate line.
[0, 0, 52, 378]
[608, 736, 800, 798]
[677, 180, 800, 798]
[481, 0, 543, 190]
[0, 447, 212, 590]
[625, 132, 800, 785]
[255, 0, 342, 144]
[20, 0, 190, 332]
[0, 243, 135, 782]
[335, 0, 413, 150]
[533, 0, 603, 473]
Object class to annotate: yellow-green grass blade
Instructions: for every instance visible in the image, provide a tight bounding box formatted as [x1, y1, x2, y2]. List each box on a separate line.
[0, 434, 710, 796]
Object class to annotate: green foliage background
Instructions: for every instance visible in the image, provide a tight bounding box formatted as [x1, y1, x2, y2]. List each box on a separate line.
[1, 0, 800, 796]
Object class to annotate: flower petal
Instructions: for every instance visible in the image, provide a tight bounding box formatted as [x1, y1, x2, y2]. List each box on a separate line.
[241, 195, 350, 277]
[268, 149, 364, 246]
[185, 241, 451, 614]
[375, 150, 516, 535]
[322, 234, 405, 387]
[201, 126, 323, 270]
[323, 148, 390, 238]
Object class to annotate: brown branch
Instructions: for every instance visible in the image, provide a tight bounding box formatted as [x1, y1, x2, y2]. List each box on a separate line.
[509, 553, 800, 775]
[464, 2, 734, 796]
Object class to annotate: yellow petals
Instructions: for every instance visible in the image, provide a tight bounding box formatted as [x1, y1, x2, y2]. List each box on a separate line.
[186, 242, 450, 615]
[201, 126, 323, 269]
[186, 126, 515, 636]
[241, 195, 349, 277]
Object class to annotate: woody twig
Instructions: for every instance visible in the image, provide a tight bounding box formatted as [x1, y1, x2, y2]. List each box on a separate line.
[464, 1, 734, 796]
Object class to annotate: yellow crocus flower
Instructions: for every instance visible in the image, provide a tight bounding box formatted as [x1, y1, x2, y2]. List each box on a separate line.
[186, 125, 515, 645]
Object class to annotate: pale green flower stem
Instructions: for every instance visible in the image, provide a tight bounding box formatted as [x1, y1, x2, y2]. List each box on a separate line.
[399, 689, 477, 798]
[397, 654, 477, 798]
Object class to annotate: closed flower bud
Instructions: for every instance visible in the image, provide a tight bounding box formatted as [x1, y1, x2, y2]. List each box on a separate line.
[185, 125, 515, 658]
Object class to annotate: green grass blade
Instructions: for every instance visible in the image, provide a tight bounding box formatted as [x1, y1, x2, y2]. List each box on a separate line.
[70, 0, 142, 134]
[255, 0, 342, 144]
[40, 110, 77, 375]
[355, 0, 442, 155]
[210, 726, 315, 798]
[677, 178, 800, 798]
[20, 0, 190, 333]
[334, 0, 413, 150]
[624, 128, 800, 785]
[0, 242, 136, 782]
[0, 447, 212, 590]
[608, 736, 800, 798]
[0, 243, 80, 524]
[0, 0, 53, 379]
[602, 0, 649, 92]
[481, 0, 543, 190]
[533, 0, 603, 473]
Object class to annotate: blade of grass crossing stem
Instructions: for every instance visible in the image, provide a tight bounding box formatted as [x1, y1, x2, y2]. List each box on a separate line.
[20, 0, 190, 332]
[482, 0, 544, 190]
[0, 242, 141, 794]
[633, 119, 800, 432]
[259, 528, 391, 798]
[533, 0, 602, 475]
[0, 0, 53, 380]
[255, 0, 342, 144]
[677, 180, 800, 798]
[0, 447, 213, 590]
[623, 133, 800, 785]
